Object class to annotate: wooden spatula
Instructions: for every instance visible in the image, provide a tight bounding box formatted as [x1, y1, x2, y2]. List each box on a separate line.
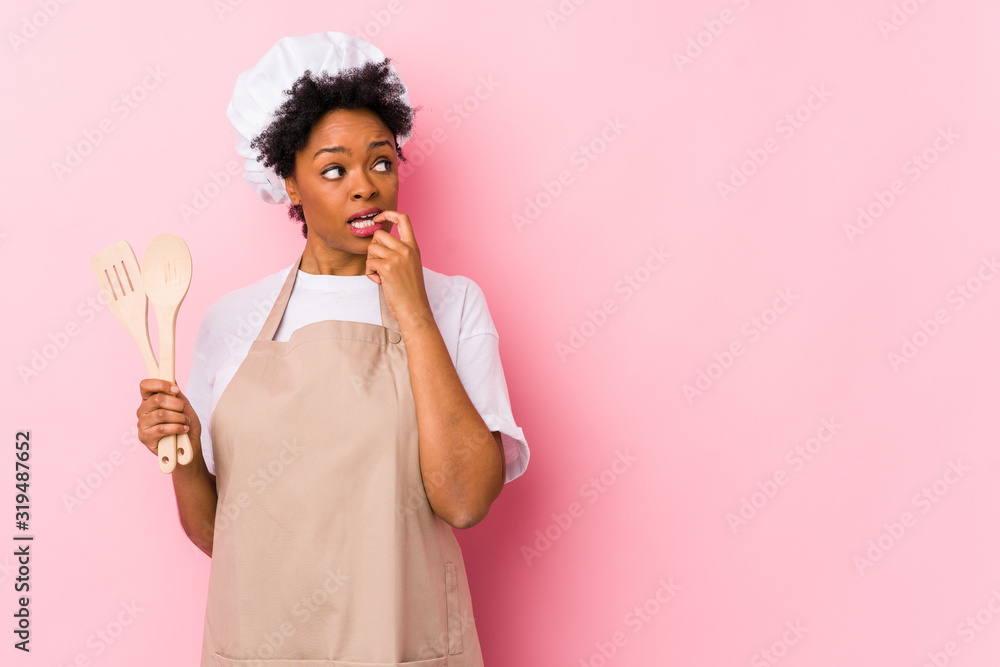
[142, 234, 194, 467]
[90, 241, 177, 473]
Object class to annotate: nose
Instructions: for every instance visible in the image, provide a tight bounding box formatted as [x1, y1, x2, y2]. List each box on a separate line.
[350, 169, 378, 200]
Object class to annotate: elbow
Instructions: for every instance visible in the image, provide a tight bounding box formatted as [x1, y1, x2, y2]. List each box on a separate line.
[186, 531, 214, 558]
[182, 528, 213, 557]
[182, 517, 215, 557]
[445, 473, 503, 530]
[446, 502, 492, 530]
[448, 515, 480, 530]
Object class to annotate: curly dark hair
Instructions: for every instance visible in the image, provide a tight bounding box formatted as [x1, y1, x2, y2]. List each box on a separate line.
[250, 58, 419, 238]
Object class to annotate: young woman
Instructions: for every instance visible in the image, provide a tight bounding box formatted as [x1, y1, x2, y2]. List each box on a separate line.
[134, 32, 528, 666]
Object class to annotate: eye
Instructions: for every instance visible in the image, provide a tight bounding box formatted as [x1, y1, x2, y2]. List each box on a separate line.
[374, 158, 392, 173]
[321, 165, 345, 179]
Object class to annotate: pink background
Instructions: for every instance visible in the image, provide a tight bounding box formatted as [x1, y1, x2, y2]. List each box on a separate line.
[3, 0, 1000, 665]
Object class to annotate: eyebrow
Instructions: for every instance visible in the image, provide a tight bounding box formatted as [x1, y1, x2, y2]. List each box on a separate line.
[313, 140, 395, 160]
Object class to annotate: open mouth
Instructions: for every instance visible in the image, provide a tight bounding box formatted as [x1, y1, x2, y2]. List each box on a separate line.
[348, 213, 379, 228]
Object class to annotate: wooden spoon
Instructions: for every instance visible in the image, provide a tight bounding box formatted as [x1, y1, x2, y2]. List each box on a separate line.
[142, 234, 194, 466]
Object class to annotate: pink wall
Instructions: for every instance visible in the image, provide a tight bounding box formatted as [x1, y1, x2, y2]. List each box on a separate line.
[3, 1, 1000, 665]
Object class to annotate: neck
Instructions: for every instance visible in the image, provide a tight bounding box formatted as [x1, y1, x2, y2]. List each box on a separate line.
[299, 237, 367, 276]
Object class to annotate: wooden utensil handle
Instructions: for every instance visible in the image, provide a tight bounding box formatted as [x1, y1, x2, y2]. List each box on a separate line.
[134, 339, 178, 473]
[132, 337, 180, 473]
[176, 432, 193, 464]
[157, 434, 177, 473]
[152, 368, 190, 467]
[152, 303, 190, 468]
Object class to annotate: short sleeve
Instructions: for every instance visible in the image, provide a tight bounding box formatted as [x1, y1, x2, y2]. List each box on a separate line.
[453, 280, 529, 484]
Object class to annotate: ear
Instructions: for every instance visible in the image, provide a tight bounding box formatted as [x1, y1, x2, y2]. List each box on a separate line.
[284, 175, 301, 205]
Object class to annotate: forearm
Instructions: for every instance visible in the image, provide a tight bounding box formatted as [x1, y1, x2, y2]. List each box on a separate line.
[399, 312, 504, 529]
[171, 442, 218, 557]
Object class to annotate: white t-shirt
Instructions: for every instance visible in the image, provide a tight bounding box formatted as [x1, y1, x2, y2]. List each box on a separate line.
[185, 259, 529, 484]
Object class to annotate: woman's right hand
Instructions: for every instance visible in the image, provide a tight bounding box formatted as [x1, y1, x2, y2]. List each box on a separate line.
[136, 379, 203, 458]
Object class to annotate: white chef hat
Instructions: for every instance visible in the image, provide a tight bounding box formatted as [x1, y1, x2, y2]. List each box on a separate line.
[226, 31, 413, 205]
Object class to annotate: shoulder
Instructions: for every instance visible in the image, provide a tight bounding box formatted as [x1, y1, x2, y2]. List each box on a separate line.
[197, 262, 292, 342]
[422, 266, 498, 339]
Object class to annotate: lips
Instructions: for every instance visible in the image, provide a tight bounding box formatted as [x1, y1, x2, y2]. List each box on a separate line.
[348, 207, 383, 222]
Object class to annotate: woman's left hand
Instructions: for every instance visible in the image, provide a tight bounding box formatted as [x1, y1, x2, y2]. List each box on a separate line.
[365, 210, 433, 327]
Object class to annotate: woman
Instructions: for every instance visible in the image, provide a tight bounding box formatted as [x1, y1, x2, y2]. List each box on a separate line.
[134, 32, 529, 665]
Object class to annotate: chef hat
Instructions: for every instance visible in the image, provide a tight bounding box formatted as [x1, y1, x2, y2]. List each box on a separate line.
[226, 31, 414, 205]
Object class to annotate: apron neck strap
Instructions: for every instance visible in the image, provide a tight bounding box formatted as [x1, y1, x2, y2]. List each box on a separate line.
[256, 252, 401, 342]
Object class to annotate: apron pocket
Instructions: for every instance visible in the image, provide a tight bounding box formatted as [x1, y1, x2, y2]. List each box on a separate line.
[214, 654, 447, 666]
[444, 562, 464, 655]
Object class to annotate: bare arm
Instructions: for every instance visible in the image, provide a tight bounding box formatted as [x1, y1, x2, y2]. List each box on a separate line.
[365, 211, 506, 529]
[137, 379, 219, 556]
[398, 314, 506, 530]
[171, 444, 218, 557]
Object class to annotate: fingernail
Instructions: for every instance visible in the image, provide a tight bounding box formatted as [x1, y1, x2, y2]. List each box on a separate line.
[183, 425, 190, 431]
[170, 385, 179, 393]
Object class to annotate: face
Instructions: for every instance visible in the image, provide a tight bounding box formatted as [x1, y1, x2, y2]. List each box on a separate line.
[285, 107, 399, 269]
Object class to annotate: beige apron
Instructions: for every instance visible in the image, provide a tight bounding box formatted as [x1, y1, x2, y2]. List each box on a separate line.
[200, 252, 485, 666]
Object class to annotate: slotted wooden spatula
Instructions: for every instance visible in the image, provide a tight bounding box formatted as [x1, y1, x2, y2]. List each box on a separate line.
[90, 241, 178, 474]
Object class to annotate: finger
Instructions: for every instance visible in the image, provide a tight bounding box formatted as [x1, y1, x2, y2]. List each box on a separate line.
[141, 437, 159, 455]
[141, 419, 190, 443]
[137, 389, 187, 418]
[372, 211, 412, 246]
[373, 209, 397, 236]
[142, 403, 190, 425]
[140, 408, 190, 434]
[140, 378, 179, 400]
[369, 228, 403, 252]
[365, 254, 384, 281]
[392, 212, 415, 245]
[366, 238, 390, 259]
